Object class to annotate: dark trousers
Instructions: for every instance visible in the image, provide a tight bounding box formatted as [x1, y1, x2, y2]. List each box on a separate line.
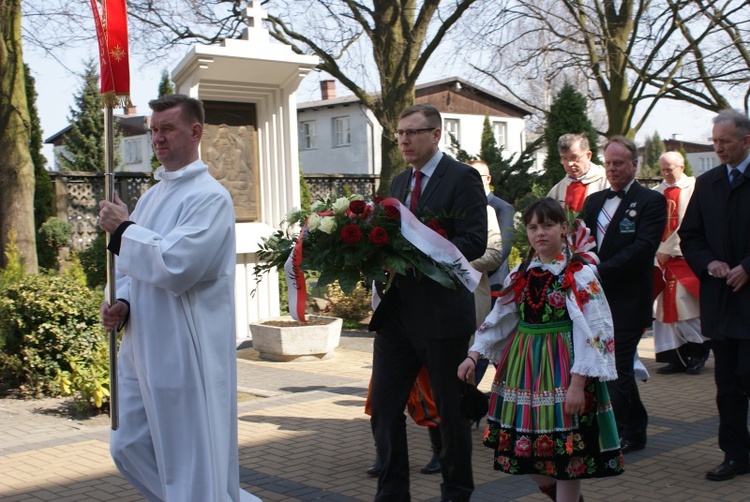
[712, 338, 750, 463]
[607, 327, 648, 444]
[370, 326, 474, 502]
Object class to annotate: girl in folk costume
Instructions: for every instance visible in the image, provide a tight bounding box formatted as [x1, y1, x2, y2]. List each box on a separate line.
[458, 198, 623, 502]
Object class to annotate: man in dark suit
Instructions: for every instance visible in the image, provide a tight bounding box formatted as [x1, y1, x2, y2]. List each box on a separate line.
[680, 109, 750, 482]
[582, 136, 666, 454]
[369, 104, 487, 502]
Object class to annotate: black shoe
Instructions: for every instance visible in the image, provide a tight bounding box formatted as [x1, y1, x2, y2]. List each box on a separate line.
[366, 455, 383, 477]
[706, 460, 750, 481]
[420, 453, 441, 474]
[685, 358, 706, 375]
[656, 363, 686, 375]
[620, 439, 646, 454]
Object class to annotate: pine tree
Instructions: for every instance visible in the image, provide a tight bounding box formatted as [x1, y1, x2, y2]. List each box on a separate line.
[157, 69, 174, 98]
[480, 115, 500, 168]
[488, 138, 543, 208]
[541, 84, 599, 192]
[25, 65, 53, 230]
[679, 144, 694, 176]
[25, 65, 57, 269]
[58, 60, 108, 172]
[640, 132, 664, 178]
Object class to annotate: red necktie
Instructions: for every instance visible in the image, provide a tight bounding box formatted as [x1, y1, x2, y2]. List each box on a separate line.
[565, 180, 587, 212]
[410, 171, 424, 212]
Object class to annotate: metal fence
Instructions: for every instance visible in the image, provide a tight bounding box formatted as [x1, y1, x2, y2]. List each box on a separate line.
[49, 171, 379, 251]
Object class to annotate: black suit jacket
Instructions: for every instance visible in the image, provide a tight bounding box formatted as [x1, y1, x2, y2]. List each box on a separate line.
[370, 153, 487, 339]
[679, 165, 750, 340]
[582, 182, 666, 330]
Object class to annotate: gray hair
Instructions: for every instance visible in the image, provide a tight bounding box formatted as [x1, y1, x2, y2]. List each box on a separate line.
[558, 133, 590, 153]
[713, 109, 750, 137]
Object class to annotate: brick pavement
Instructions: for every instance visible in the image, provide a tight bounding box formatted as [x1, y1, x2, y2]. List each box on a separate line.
[1, 331, 748, 501]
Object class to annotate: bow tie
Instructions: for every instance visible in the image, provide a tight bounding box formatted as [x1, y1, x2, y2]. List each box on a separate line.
[607, 189, 625, 199]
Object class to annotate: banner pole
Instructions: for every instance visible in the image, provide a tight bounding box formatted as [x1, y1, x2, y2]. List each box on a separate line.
[104, 105, 119, 431]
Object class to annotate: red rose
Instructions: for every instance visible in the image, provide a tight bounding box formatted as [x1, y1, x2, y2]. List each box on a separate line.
[369, 226, 389, 246]
[360, 205, 372, 219]
[373, 196, 384, 204]
[384, 204, 400, 218]
[340, 224, 362, 244]
[349, 200, 366, 214]
[437, 229, 448, 238]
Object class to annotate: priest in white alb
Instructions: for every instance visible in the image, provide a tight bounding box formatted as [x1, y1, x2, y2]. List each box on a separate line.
[99, 94, 260, 501]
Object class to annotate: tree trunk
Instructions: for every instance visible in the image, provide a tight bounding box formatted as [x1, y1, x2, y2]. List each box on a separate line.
[0, 0, 38, 272]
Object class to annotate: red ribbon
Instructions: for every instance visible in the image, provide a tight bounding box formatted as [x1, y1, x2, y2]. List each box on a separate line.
[90, 0, 130, 103]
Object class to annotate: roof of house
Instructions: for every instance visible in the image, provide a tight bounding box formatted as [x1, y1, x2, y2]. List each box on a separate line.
[44, 114, 149, 146]
[297, 76, 534, 118]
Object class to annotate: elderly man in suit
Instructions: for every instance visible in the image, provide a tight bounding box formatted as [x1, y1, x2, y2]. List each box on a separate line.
[680, 109, 750, 482]
[582, 136, 666, 454]
[368, 103, 487, 502]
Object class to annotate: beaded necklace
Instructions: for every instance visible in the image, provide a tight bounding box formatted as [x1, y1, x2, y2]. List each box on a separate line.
[523, 267, 556, 312]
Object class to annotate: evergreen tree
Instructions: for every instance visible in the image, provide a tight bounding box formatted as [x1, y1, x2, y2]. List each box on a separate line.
[541, 84, 599, 192]
[448, 133, 474, 163]
[58, 60, 110, 172]
[25, 65, 53, 230]
[488, 137, 543, 208]
[679, 144, 694, 176]
[157, 69, 175, 98]
[480, 115, 501, 168]
[25, 64, 57, 269]
[640, 132, 664, 178]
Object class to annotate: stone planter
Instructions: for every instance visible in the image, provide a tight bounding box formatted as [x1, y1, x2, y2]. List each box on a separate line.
[249, 315, 343, 362]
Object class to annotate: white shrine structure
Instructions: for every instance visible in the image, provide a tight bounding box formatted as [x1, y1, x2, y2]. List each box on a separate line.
[171, 1, 318, 341]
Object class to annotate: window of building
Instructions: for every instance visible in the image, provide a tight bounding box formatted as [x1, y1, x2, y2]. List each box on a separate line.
[334, 116, 351, 147]
[123, 138, 142, 164]
[700, 157, 713, 172]
[493, 121, 507, 148]
[444, 119, 460, 145]
[301, 121, 317, 149]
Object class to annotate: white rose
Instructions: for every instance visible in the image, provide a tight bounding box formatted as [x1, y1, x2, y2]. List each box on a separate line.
[307, 213, 322, 231]
[319, 216, 337, 234]
[332, 197, 350, 215]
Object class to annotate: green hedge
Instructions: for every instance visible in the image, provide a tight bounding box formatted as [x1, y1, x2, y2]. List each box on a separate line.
[0, 274, 106, 398]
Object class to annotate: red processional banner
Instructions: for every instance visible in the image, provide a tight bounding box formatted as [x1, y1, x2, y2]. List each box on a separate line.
[89, 0, 130, 106]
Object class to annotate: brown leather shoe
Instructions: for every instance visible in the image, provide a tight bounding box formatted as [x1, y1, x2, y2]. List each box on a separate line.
[706, 460, 750, 481]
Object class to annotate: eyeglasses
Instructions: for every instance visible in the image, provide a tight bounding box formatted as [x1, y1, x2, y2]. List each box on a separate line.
[395, 127, 437, 139]
[560, 152, 587, 165]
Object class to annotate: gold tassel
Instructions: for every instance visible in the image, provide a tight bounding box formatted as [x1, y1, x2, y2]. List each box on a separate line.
[102, 91, 132, 109]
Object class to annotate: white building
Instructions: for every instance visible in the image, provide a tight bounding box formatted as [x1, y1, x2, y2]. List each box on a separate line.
[44, 107, 152, 173]
[297, 77, 535, 175]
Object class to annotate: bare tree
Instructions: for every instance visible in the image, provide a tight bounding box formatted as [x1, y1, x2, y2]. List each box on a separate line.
[465, 0, 748, 139]
[1, 0, 38, 272]
[23, 1, 484, 195]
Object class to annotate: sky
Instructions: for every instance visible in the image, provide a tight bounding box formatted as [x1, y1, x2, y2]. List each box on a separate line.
[24, 30, 719, 170]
